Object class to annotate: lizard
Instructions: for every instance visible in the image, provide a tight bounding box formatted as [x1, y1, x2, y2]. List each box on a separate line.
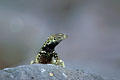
[30, 33, 68, 68]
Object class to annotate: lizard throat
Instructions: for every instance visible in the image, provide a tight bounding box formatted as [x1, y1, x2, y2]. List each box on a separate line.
[42, 42, 59, 51]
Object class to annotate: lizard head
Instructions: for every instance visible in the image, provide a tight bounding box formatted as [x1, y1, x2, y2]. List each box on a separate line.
[42, 33, 68, 50]
[49, 33, 68, 44]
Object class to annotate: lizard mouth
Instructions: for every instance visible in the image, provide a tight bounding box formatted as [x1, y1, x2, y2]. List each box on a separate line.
[56, 33, 68, 40]
[63, 34, 68, 39]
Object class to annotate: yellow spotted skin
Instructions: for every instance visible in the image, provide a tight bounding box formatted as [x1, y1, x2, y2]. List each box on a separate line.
[30, 33, 68, 68]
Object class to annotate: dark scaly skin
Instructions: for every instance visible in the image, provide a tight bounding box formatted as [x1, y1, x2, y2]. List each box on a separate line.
[30, 33, 68, 68]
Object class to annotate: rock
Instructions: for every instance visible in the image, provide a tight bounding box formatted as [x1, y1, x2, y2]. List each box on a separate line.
[0, 64, 104, 80]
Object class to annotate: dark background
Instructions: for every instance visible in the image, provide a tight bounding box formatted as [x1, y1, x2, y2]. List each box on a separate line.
[0, 0, 120, 80]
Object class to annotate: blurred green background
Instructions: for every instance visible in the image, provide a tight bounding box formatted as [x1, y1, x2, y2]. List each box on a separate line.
[0, 0, 120, 79]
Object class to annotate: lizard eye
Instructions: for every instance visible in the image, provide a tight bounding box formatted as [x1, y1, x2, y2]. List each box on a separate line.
[54, 38, 57, 40]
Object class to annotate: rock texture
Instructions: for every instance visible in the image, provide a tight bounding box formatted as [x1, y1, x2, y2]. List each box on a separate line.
[0, 64, 104, 80]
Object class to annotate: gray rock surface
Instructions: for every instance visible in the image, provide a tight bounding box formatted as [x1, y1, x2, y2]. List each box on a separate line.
[0, 64, 104, 80]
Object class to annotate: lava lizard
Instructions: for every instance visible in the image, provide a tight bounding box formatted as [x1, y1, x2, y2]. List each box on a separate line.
[30, 33, 68, 68]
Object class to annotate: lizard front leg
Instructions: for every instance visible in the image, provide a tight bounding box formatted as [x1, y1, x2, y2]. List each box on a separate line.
[51, 51, 65, 68]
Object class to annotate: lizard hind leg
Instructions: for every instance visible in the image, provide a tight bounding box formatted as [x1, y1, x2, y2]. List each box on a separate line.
[30, 60, 36, 64]
[30, 53, 41, 64]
